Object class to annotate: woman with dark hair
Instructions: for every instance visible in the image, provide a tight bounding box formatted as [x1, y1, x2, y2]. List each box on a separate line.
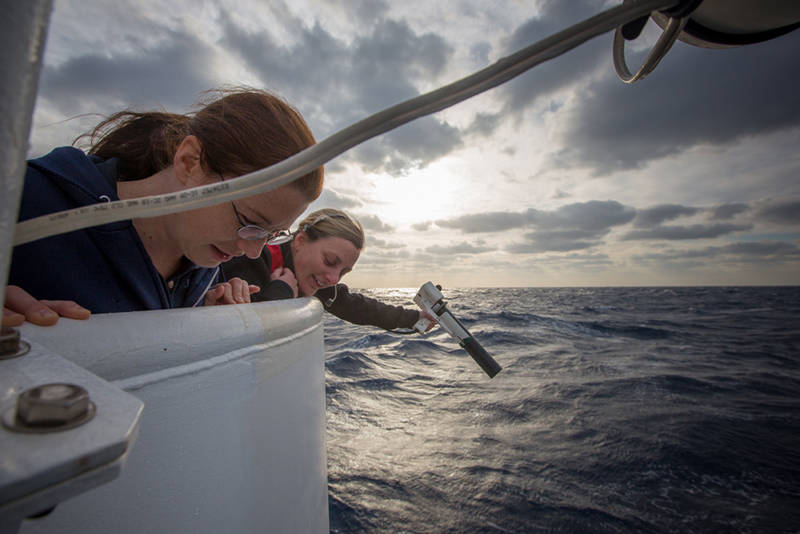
[223, 208, 433, 331]
[3, 88, 323, 326]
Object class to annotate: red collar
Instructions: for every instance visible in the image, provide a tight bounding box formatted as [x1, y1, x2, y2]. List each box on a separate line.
[267, 244, 284, 272]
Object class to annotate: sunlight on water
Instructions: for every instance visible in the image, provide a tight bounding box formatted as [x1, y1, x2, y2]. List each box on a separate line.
[325, 287, 800, 533]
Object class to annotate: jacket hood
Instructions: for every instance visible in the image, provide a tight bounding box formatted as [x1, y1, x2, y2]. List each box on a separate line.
[28, 146, 119, 205]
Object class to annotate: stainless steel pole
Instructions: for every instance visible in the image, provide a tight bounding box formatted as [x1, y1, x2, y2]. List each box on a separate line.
[0, 0, 53, 311]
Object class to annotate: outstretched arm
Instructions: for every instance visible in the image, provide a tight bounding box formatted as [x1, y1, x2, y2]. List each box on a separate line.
[320, 284, 428, 331]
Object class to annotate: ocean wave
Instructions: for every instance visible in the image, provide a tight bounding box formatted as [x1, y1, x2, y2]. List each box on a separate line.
[327, 286, 800, 533]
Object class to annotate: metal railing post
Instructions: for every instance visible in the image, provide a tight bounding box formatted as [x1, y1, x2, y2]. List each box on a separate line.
[0, 0, 53, 309]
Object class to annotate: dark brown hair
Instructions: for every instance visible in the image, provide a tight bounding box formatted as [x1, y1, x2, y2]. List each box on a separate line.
[77, 87, 323, 201]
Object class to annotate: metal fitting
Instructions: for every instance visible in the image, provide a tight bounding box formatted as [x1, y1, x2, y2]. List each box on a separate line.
[3, 383, 96, 433]
[0, 326, 30, 360]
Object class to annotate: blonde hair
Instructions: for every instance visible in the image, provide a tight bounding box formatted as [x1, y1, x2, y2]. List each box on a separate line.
[298, 208, 364, 250]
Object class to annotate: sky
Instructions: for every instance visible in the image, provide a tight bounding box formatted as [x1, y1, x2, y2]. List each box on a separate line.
[28, 0, 800, 288]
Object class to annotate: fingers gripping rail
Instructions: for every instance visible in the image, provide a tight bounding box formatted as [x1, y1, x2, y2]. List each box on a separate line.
[413, 282, 502, 378]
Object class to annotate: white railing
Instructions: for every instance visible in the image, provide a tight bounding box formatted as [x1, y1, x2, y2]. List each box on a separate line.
[15, 299, 329, 534]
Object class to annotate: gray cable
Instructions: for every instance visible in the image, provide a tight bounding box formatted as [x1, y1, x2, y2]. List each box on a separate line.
[14, 0, 676, 246]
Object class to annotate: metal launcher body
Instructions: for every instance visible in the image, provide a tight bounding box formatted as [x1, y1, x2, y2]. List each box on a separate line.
[413, 282, 501, 378]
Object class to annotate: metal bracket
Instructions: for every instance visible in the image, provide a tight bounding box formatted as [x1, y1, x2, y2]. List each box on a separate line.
[0, 337, 143, 533]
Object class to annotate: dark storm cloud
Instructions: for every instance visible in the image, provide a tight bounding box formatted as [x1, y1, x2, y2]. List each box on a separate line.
[464, 1, 609, 137]
[507, 229, 606, 253]
[436, 200, 635, 234]
[754, 198, 800, 225]
[622, 223, 752, 241]
[532, 200, 636, 230]
[553, 23, 800, 174]
[438, 200, 635, 253]
[39, 29, 217, 114]
[461, 0, 800, 174]
[635, 241, 800, 262]
[634, 204, 699, 228]
[710, 203, 749, 220]
[219, 11, 460, 175]
[352, 118, 462, 175]
[498, 0, 609, 118]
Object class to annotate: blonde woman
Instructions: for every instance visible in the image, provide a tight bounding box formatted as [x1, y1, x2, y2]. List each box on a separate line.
[223, 209, 433, 330]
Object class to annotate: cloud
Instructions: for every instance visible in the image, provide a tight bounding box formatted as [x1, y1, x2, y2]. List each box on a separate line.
[532, 200, 636, 230]
[507, 229, 608, 253]
[436, 200, 635, 234]
[355, 213, 395, 233]
[435, 211, 530, 233]
[532, 252, 614, 265]
[552, 26, 800, 174]
[357, 248, 412, 265]
[352, 118, 462, 175]
[622, 223, 752, 240]
[341, 0, 391, 26]
[496, 0, 609, 119]
[28, 1, 800, 287]
[367, 238, 406, 249]
[634, 204, 699, 227]
[39, 28, 218, 115]
[754, 198, 800, 225]
[437, 200, 636, 253]
[467, 112, 503, 136]
[220, 10, 461, 175]
[310, 189, 363, 210]
[423, 242, 495, 255]
[635, 241, 800, 262]
[709, 203, 749, 220]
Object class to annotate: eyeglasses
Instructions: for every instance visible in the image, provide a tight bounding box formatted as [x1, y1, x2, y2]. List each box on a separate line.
[229, 200, 294, 245]
[220, 174, 293, 245]
[266, 230, 293, 245]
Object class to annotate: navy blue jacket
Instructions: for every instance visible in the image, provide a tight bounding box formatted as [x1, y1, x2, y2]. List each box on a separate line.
[9, 147, 219, 313]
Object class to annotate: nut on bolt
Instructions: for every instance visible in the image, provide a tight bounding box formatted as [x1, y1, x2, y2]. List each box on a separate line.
[1, 326, 30, 359]
[4, 383, 96, 432]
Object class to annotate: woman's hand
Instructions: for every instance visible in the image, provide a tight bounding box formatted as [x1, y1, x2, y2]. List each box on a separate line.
[419, 310, 436, 332]
[271, 267, 298, 298]
[2, 285, 91, 327]
[204, 277, 260, 306]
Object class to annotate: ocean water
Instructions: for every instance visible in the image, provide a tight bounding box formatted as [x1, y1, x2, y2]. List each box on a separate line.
[323, 286, 800, 534]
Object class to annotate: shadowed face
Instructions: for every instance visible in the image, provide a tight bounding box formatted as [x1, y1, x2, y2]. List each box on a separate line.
[177, 184, 309, 268]
[291, 233, 360, 296]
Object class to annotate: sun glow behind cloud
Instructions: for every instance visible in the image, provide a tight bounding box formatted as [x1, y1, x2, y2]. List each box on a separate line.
[29, 0, 800, 287]
[360, 165, 467, 229]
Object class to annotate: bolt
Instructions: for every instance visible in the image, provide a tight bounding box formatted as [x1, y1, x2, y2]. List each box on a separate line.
[16, 384, 91, 428]
[1, 326, 21, 356]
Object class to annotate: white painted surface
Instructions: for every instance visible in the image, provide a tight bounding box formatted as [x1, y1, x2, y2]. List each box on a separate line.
[18, 299, 329, 534]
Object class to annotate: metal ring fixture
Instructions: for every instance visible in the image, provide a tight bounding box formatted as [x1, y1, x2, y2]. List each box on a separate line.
[613, 13, 688, 83]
